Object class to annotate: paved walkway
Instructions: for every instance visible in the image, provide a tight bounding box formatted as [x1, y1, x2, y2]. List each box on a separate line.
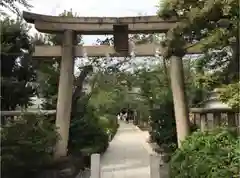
[100, 121, 152, 178]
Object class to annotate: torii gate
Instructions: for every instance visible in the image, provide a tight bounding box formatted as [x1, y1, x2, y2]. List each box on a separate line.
[23, 11, 200, 159]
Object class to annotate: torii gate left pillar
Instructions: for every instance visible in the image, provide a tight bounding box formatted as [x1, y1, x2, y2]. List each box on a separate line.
[54, 30, 75, 159]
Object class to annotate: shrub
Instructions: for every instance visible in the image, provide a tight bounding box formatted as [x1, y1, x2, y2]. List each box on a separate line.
[149, 90, 199, 153]
[99, 116, 111, 132]
[149, 91, 177, 153]
[170, 128, 240, 178]
[218, 83, 240, 109]
[68, 110, 109, 157]
[99, 114, 119, 139]
[1, 115, 58, 178]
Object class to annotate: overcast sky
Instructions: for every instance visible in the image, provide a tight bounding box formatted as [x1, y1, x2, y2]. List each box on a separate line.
[24, 0, 160, 44]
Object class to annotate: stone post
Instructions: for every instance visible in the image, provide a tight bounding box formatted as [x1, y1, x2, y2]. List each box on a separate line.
[91, 154, 101, 178]
[54, 30, 75, 159]
[150, 154, 160, 178]
[227, 112, 236, 128]
[200, 113, 207, 131]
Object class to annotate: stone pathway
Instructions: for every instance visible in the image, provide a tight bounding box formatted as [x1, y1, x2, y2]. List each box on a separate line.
[100, 121, 151, 178]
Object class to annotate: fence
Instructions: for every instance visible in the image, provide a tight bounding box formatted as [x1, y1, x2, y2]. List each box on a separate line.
[1, 110, 56, 125]
[134, 108, 240, 132]
[190, 108, 240, 132]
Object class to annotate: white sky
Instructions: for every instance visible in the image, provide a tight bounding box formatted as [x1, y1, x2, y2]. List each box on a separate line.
[24, 0, 160, 44]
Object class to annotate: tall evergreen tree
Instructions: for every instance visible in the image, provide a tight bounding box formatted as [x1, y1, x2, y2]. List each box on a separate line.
[1, 17, 36, 110]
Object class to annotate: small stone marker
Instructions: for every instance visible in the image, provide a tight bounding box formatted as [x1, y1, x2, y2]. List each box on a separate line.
[90, 154, 101, 178]
[150, 154, 161, 178]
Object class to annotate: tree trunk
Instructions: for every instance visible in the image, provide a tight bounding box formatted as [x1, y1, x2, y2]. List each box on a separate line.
[163, 57, 170, 87]
[169, 55, 190, 147]
[227, 34, 239, 83]
[71, 65, 93, 117]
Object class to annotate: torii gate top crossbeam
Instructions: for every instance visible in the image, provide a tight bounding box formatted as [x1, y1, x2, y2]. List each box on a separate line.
[23, 11, 177, 34]
[23, 11, 177, 24]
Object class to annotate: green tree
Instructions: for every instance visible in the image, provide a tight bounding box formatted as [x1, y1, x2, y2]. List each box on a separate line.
[0, 0, 32, 15]
[36, 9, 84, 112]
[157, 0, 239, 146]
[1, 17, 36, 111]
[158, 0, 239, 88]
[218, 83, 240, 109]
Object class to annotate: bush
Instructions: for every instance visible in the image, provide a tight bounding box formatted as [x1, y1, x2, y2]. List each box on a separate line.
[150, 107, 177, 152]
[68, 110, 109, 158]
[1, 115, 58, 178]
[149, 90, 198, 153]
[170, 128, 240, 178]
[149, 91, 177, 153]
[99, 114, 118, 139]
[218, 83, 240, 109]
[99, 116, 111, 132]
